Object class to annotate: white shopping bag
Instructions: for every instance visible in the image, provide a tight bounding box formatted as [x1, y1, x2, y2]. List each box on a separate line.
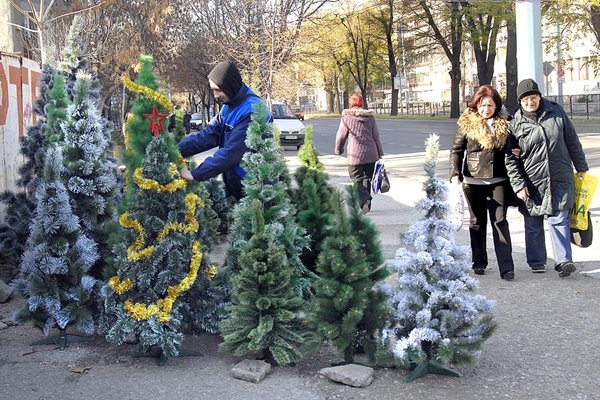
[447, 183, 465, 230]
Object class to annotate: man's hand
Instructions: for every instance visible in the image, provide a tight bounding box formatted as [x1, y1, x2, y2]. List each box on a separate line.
[576, 171, 585, 179]
[179, 168, 194, 181]
[517, 187, 530, 201]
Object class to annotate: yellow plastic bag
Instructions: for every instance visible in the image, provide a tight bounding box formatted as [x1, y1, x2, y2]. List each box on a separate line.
[570, 173, 598, 230]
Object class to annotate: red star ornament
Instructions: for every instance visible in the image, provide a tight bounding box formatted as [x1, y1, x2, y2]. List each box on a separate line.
[143, 104, 168, 137]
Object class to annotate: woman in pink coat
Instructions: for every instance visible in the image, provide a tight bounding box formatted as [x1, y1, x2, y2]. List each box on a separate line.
[335, 93, 384, 213]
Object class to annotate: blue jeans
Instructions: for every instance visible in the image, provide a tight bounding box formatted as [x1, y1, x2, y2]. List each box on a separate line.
[521, 208, 572, 268]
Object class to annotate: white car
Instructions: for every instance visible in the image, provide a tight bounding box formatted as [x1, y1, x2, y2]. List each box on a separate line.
[189, 112, 203, 131]
[271, 101, 305, 150]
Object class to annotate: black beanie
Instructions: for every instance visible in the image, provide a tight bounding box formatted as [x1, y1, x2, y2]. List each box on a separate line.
[517, 78, 541, 100]
[208, 60, 243, 101]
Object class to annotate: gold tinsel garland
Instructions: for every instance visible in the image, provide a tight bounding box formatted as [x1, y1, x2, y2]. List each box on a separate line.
[119, 212, 155, 261]
[133, 164, 186, 193]
[122, 241, 203, 322]
[121, 75, 174, 114]
[157, 193, 205, 242]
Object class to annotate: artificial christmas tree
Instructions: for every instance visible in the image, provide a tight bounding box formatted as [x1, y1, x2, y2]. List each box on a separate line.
[381, 134, 496, 382]
[119, 55, 178, 210]
[308, 190, 389, 364]
[62, 71, 119, 278]
[225, 103, 311, 298]
[0, 64, 56, 284]
[219, 200, 314, 365]
[101, 57, 215, 362]
[101, 135, 211, 363]
[291, 127, 336, 273]
[12, 142, 99, 347]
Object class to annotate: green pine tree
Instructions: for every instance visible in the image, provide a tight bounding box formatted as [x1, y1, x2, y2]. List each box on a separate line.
[219, 200, 313, 366]
[307, 191, 388, 364]
[291, 126, 336, 273]
[344, 184, 390, 360]
[225, 103, 311, 298]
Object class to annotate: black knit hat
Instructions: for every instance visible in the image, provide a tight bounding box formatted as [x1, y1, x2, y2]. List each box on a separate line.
[516, 78, 541, 100]
[208, 60, 243, 101]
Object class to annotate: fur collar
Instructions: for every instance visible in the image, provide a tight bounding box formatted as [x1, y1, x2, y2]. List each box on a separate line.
[457, 109, 508, 150]
[343, 108, 375, 117]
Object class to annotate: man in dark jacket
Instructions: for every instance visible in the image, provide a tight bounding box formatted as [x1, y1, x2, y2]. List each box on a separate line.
[505, 78, 588, 277]
[178, 60, 269, 200]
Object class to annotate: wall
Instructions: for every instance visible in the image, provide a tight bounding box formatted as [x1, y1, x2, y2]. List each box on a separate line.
[0, 53, 41, 219]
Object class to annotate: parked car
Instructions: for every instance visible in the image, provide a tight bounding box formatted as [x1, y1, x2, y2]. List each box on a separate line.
[290, 106, 304, 120]
[271, 101, 305, 150]
[189, 112, 203, 131]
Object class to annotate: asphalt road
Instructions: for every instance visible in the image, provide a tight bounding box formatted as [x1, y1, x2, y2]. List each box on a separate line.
[302, 116, 600, 157]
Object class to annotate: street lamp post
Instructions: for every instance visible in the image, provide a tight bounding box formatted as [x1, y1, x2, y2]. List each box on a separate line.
[515, 0, 544, 88]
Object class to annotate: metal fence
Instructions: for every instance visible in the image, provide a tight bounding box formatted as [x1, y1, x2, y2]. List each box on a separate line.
[371, 95, 600, 119]
[371, 102, 453, 117]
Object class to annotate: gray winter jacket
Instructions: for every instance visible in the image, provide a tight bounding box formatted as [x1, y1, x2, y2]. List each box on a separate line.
[335, 108, 384, 165]
[505, 98, 588, 216]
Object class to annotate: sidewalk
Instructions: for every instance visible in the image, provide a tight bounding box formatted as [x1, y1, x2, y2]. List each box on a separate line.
[1, 147, 599, 400]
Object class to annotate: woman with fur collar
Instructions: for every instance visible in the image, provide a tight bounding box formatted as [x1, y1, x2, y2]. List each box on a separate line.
[335, 92, 384, 213]
[449, 85, 515, 281]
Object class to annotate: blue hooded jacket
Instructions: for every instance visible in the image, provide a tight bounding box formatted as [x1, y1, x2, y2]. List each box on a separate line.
[178, 84, 268, 199]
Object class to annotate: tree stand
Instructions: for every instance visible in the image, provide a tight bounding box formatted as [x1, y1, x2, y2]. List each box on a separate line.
[31, 328, 93, 350]
[134, 346, 202, 366]
[406, 359, 461, 382]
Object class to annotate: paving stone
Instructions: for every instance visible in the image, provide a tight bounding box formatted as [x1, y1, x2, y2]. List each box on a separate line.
[319, 363, 374, 388]
[0, 279, 14, 303]
[231, 359, 272, 383]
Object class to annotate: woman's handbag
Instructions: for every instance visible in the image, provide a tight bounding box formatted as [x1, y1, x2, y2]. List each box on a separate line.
[372, 160, 390, 194]
[570, 211, 593, 248]
[570, 173, 598, 231]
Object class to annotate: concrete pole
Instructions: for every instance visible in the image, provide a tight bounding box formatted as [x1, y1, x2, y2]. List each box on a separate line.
[515, 0, 544, 91]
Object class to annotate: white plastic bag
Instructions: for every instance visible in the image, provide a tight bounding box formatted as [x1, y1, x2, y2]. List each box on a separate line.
[447, 183, 465, 230]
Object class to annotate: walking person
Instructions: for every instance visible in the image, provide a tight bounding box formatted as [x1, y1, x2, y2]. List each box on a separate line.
[449, 85, 516, 280]
[178, 60, 270, 201]
[334, 92, 384, 213]
[506, 78, 589, 277]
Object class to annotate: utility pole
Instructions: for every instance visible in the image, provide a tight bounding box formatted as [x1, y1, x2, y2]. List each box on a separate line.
[515, 0, 543, 88]
[557, 16, 564, 105]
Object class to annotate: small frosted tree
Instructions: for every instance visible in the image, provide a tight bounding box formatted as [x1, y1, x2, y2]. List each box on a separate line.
[219, 200, 313, 365]
[381, 134, 496, 382]
[12, 143, 99, 345]
[225, 103, 311, 298]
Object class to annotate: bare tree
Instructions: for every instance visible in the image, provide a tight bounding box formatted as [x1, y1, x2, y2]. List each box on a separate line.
[414, 0, 467, 118]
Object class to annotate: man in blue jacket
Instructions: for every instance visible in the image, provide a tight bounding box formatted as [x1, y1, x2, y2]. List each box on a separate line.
[178, 60, 268, 200]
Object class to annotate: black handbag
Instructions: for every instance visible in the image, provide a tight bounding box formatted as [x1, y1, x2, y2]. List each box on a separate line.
[570, 211, 593, 248]
[380, 166, 390, 193]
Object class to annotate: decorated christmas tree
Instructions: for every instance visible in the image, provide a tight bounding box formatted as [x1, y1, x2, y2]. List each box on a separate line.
[307, 190, 388, 364]
[119, 55, 179, 210]
[12, 88, 100, 345]
[101, 57, 215, 362]
[381, 134, 496, 382]
[219, 200, 314, 365]
[291, 127, 336, 273]
[61, 71, 119, 278]
[101, 135, 211, 362]
[225, 103, 311, 298]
